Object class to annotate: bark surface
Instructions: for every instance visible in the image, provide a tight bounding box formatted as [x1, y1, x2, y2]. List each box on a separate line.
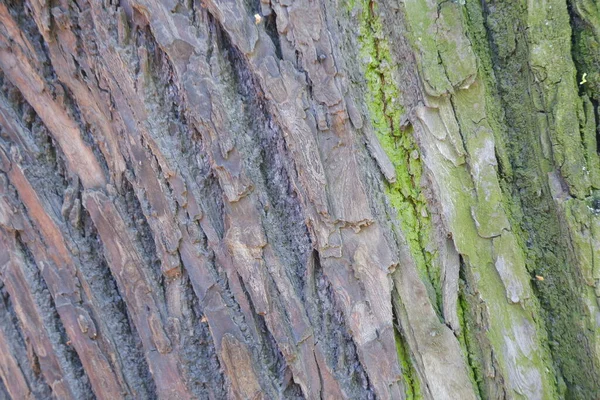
[0, 0, 599, 399]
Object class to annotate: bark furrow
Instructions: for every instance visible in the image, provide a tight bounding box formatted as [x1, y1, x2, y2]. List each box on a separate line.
[0, 0, 599, 399]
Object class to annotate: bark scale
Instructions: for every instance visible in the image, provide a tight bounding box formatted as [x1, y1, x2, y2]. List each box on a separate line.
[0, 0, 598, 399]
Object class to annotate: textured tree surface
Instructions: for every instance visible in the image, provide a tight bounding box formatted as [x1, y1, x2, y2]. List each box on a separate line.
[0, 0, 600, 399]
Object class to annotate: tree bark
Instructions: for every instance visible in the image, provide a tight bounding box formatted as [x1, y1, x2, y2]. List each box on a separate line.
[0, 0, 599, 399]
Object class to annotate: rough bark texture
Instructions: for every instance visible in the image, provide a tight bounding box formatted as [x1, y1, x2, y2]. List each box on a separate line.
[0, 0, 599, 399]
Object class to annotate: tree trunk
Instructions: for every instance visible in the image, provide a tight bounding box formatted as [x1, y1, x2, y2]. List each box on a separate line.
[0, 0, 599, 398]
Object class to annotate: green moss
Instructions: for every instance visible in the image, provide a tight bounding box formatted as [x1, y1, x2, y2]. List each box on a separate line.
[463, 0, 600, 397]
[352, 0, 440, 310]
[394, 328, 422, 400]
[353, 0, 597, 396]
[564, 198, 600, 282]
[386, 1, 562, 397]
[580, 93, 600, 189]
[528, 0, 591, 198]
[402, 0, 478, 95]
[457, 281, 485, 399]
[570, 0, 600, 99]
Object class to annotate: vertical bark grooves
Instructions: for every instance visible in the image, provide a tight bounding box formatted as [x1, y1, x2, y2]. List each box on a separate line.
[473, 0, 600, 397]
[0, 279, 52, 399]
[0, 0, 599, 399]
[8, 231, 94, 399]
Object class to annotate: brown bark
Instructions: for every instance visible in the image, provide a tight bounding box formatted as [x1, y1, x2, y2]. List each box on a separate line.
[1, 0, 600, 399]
